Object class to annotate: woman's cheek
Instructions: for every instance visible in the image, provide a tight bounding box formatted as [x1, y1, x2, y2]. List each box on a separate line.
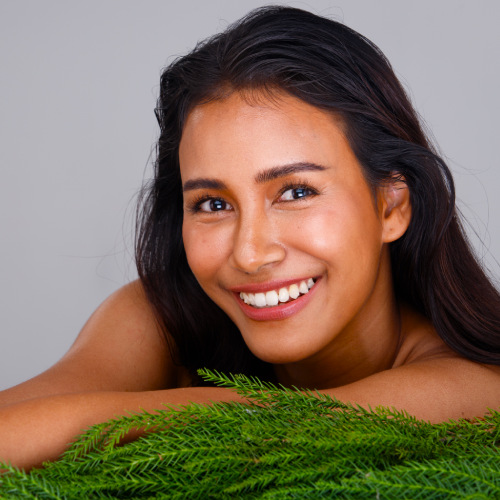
[287, 207, 340, 256]
[183, 223, 231, 283]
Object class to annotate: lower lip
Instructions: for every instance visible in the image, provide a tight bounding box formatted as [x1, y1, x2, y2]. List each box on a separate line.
[233, 279, 321, 321]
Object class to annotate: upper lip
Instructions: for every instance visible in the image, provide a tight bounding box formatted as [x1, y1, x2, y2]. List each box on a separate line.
[227, 277, 317, 294]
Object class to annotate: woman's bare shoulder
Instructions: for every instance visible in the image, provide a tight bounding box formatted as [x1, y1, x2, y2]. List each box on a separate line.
[65, 280, 180, 388]
[0, 281, 188, 407]
[339, 356, 500, 423]
[327, 305, 500, 423]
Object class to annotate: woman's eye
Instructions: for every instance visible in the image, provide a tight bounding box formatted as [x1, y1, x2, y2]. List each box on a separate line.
[279, 186, 314, 201]
[198, 198, 232, 212]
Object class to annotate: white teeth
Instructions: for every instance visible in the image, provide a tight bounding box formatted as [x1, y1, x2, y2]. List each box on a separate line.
[254, 293, 266, 307]
[239, 278, 316, 308]
[278, 287, 289, 303]
[288, 284, 300, 300]
[265, 290, 279, 306]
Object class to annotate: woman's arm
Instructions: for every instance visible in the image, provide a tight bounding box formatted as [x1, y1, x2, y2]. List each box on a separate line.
[2, 356, 499, 471]
[0, 280, 219, 471]
[0, 387, 245, 471]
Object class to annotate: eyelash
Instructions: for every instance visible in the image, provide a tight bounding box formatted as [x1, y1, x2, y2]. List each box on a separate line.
[188, 194, 231, 214]
[187, 181, 319, 214]
[277, 181, 319, 202]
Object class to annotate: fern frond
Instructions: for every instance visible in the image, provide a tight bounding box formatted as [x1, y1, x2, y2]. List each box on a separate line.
[1, 370, 499, 499]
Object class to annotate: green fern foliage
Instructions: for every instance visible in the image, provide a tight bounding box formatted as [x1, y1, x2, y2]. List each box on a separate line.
[1, 370, 499, 498]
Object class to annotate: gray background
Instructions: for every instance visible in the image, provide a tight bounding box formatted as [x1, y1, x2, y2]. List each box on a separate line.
[1, 0, 499, 390]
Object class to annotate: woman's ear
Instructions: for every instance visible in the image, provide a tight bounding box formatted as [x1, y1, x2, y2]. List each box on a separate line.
[378, 174, 411, 243]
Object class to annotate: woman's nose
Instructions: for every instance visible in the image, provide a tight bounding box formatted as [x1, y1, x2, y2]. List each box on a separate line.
[230, 212, 285, 274]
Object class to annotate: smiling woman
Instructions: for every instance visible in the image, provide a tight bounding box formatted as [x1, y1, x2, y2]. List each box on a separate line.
[1, 5, 500, 471]
[179, 93, 405, 375]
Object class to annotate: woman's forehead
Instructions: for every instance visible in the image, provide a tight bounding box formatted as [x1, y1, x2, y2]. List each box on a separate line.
[180, 92, 347, 169]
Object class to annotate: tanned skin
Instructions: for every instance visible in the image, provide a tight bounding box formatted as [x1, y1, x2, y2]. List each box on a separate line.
[0, 282, 499, 470]
[2, 93, 499, 470]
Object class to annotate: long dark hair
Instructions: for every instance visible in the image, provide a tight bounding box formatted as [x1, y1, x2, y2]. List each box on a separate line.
[136, 6, 500, 384]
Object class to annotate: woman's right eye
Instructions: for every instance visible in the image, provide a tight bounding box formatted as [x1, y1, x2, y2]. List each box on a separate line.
[197, 198, 232, 212]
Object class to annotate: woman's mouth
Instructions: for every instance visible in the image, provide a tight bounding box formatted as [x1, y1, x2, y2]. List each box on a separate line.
[239, 278, 316, 308]
[232, 277, 320, 321]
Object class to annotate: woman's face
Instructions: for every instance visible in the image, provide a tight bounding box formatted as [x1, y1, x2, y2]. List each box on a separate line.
[180, 91, 396, 368]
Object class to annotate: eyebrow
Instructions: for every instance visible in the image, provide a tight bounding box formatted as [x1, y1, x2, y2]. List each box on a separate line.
[183, 178, 227, 192]
[182, 162, 328, 192]
[254, 162, 328, 183]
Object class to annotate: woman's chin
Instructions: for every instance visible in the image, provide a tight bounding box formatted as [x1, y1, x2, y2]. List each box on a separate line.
[244, 337, 317, 366]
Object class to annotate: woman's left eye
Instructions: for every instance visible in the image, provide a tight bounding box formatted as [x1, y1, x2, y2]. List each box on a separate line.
[279, 186, 315, 201]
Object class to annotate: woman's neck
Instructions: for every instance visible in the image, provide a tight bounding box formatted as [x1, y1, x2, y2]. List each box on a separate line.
[273, 290, 403, 390]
